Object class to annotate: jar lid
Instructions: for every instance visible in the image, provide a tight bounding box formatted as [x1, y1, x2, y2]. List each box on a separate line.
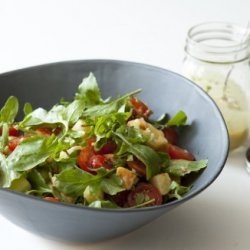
[185, 22, 250, 63]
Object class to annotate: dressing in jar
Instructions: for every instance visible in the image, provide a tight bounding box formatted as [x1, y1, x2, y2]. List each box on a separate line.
[183, 22, 250, 150]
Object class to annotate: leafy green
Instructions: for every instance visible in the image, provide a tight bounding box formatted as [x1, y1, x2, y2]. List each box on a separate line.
[20, 100, 84, 132]
[0, 152, 21, 188]
[54, 166, 108, 197]
[168, 181, 190, 199]
[82, 89, 141, 118]
[101, 174, 125, 195]
[167, 159, 208, 176]
[6, 135, 68, 171]
[27, 169, 52, 193]
[167, 111, 187, 127]
[0, 123, 9, 150]
[113, 131, 163, 179]
[0, 96, 19, 124]
[75, 72, 103, 107]
[23, 102, 33, 116]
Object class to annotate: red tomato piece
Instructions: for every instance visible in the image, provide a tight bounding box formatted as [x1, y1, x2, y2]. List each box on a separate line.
[168, 144, 195, 161]
[78, 146, 95, 173]
[44, 197, 59, 202]
[127, 160, 146, 177]
[95, 141, 117, 154]
[130, 97, 152, 119]
[127, 183, 162, 207]
[162, 127, 178, 145]
[89, 154, 112, 170]
[8, 136, 25, 152]
[112, 190, 130, 207]
[0, 127, 20, 137]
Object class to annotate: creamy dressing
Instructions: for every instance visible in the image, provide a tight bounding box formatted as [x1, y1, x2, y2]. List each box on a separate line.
[184, 72, 249, 150]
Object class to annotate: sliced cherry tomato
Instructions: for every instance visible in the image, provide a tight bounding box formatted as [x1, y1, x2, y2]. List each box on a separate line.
[0, 127, 20, 137]
[78, 145, 95, 173]
[95, 141, 117, 154]
[162, 127, 178, 145]
[8, 136, 25, 152]
[127, 183, 162, 207]
[44, 197, 59, 202]
[112, 190, 130, 207]
[89, 154, 112, 170]
[130, 97, 152, 119]
[168, 144, 195, 161]
[127, 160, 146, 177]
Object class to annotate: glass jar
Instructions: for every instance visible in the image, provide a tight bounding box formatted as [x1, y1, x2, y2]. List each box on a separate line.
[183, 22, 250, 150]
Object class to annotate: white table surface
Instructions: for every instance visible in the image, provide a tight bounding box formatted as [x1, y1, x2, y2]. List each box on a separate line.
[0, 1, 250, 249]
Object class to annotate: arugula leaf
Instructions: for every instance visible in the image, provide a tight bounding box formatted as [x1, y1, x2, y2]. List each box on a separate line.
[167, 159, 208, 176]
[0, 152, 21, 188]
[20, 106, 65, 127]
[0, 123, 9, 150]
[6, 135, 68, 172]
[61, 100, 85, 126]
[168, 181, 190, 199]
[20, 100, 84, 132]
[9, 175, 31, 192]
[94, 113, 131, 149]
[54, 166, 107, 197]
[167, 111, 187, 127]
[101, 174, 125, 195]
[82, 89, 141, 118]
[0, 96, 19, 124]
[27, 169, 52, 193]
[113, 131, 162, 179]
[75, 72, 103, 107]
[23, 102, 33, 116]
[88, 200, 119, 208]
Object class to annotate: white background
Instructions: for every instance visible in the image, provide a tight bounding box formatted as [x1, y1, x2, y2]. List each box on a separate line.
[0, 0, 250, 249]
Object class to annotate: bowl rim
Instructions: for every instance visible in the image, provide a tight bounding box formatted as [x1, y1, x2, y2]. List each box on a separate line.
[0, 59, 230, 213]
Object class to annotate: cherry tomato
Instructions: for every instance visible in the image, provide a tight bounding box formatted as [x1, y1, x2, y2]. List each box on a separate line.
[78, 145, 95, 173]
[8, 136, 25, 152]
[44, 197, 59, 202]
[130, 97, 152, 119]
[168, 144, 195, 161]
[89, 154, 112, 170]
[112, 190, 130, 207]
[127, 160, 146, 177]
[95, 141, 117, 154]
[127, 183, 162, 207]
[0, 127, 20, 137]
[162, 127, 178, 145]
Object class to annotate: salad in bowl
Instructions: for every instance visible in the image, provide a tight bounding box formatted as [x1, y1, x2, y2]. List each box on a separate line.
[0, 73, 207, 209]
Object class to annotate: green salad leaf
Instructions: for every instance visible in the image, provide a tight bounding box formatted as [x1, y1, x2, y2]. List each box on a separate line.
[0, 96, 19, 124]
[167, 159, 208, 176]
[168, 181, 191, 200]
[82, 89, 141, 118]
[75, 72, 103, 107]
[6, 135, 68, 172]
[54, 166, 109, 197]
[0, 152, 21, 188]
[167, 110, 187, 127]
[113, 131, 164, 179]
[101, 174, 125, 195]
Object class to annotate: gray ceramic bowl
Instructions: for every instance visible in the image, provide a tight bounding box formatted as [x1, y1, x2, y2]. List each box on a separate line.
[0, 60, 229, 243]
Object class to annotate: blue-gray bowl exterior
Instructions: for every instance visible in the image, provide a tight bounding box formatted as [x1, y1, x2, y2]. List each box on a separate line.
[0, 60, 229, 242]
